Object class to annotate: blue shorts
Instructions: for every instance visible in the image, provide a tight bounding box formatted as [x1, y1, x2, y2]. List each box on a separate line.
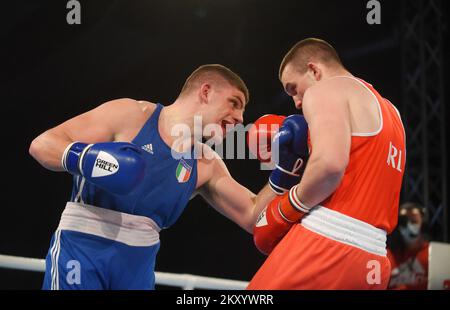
[42, 229, 160, 290]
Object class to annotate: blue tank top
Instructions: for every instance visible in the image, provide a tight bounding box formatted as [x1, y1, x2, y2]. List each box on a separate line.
[70, 103, 198, 229]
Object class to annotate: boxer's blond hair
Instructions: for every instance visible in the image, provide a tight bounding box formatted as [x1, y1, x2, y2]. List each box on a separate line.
[279, 38, 343, 79]
[180, 64, 249, 104]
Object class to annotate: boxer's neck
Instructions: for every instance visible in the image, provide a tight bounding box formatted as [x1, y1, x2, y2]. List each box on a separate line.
[157, 99, 200, 153]
[322, 67, 353, 80]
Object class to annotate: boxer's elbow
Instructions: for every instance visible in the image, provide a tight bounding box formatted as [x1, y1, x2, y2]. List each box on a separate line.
[238, 208, 257, 234]
[243, 215, 256, 234]
[29, 132, 58, 170]
[29, 135, 44, 161]
[316, 153, 348, 180]
[231, 209, 255, 234]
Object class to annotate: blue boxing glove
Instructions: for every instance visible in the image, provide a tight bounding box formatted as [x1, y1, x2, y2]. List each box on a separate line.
[62, 142, 146, 195]
[269, 115, 309, 195]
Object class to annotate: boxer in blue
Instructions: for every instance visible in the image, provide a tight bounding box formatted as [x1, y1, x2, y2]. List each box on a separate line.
[29, 64, 309, 289]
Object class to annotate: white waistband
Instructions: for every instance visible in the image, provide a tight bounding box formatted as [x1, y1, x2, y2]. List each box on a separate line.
[301, 206, 387, 257]
[58, 202, 161, 247]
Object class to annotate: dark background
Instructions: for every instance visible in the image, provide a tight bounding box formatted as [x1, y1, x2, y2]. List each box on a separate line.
[0, 0, 448, 289]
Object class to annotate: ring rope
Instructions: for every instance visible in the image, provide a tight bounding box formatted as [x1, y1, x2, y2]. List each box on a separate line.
[0, 254, 248, 290]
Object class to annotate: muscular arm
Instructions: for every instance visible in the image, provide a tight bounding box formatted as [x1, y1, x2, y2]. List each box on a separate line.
[197, 147, 276, 233]
[295, 81, 351, 207]
[29, 98, 147, 171]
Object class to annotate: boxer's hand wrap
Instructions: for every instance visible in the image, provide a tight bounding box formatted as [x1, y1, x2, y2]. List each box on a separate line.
[62, 141, 146, 195]
[62, 142, 89, 175]
[253, 185, 312, 255]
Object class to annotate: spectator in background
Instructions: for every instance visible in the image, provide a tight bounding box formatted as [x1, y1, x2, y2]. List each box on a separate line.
[387, 202, 429, 290]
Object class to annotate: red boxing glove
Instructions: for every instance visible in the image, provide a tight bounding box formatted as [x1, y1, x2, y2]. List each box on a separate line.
[247, 114, 285, 163]
[253, 185, 312, 255]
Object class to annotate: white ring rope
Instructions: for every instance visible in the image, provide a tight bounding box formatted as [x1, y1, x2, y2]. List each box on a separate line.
[0, 254, 248, 290]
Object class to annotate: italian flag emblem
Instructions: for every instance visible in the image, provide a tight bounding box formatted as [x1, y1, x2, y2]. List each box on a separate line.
[176, 159, 192, 183]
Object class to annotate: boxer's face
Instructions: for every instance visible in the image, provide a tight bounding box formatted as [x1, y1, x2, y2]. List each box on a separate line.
[199, 83, 245, 139]
[281, 63, 317, 110]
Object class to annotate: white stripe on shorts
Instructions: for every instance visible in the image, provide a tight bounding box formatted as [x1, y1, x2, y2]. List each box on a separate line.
[50, 229, 62, 290]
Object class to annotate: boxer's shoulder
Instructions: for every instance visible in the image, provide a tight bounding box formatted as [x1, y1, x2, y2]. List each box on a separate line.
[308, 76, 352, 97]
[102, 98, 157, 117]
[136, 100, 158, 114]
[302, 78, 351, 113]
[101, 98, 157, 141]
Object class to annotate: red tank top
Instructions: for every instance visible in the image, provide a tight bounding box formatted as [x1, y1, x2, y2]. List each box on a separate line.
[320, 78, 406, 233]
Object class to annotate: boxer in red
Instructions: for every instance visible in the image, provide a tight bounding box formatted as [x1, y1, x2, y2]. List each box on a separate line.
[248, 38, 406, 289]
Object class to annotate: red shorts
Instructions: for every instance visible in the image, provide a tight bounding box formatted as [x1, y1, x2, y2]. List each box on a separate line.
[248, 216, 391, 290]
